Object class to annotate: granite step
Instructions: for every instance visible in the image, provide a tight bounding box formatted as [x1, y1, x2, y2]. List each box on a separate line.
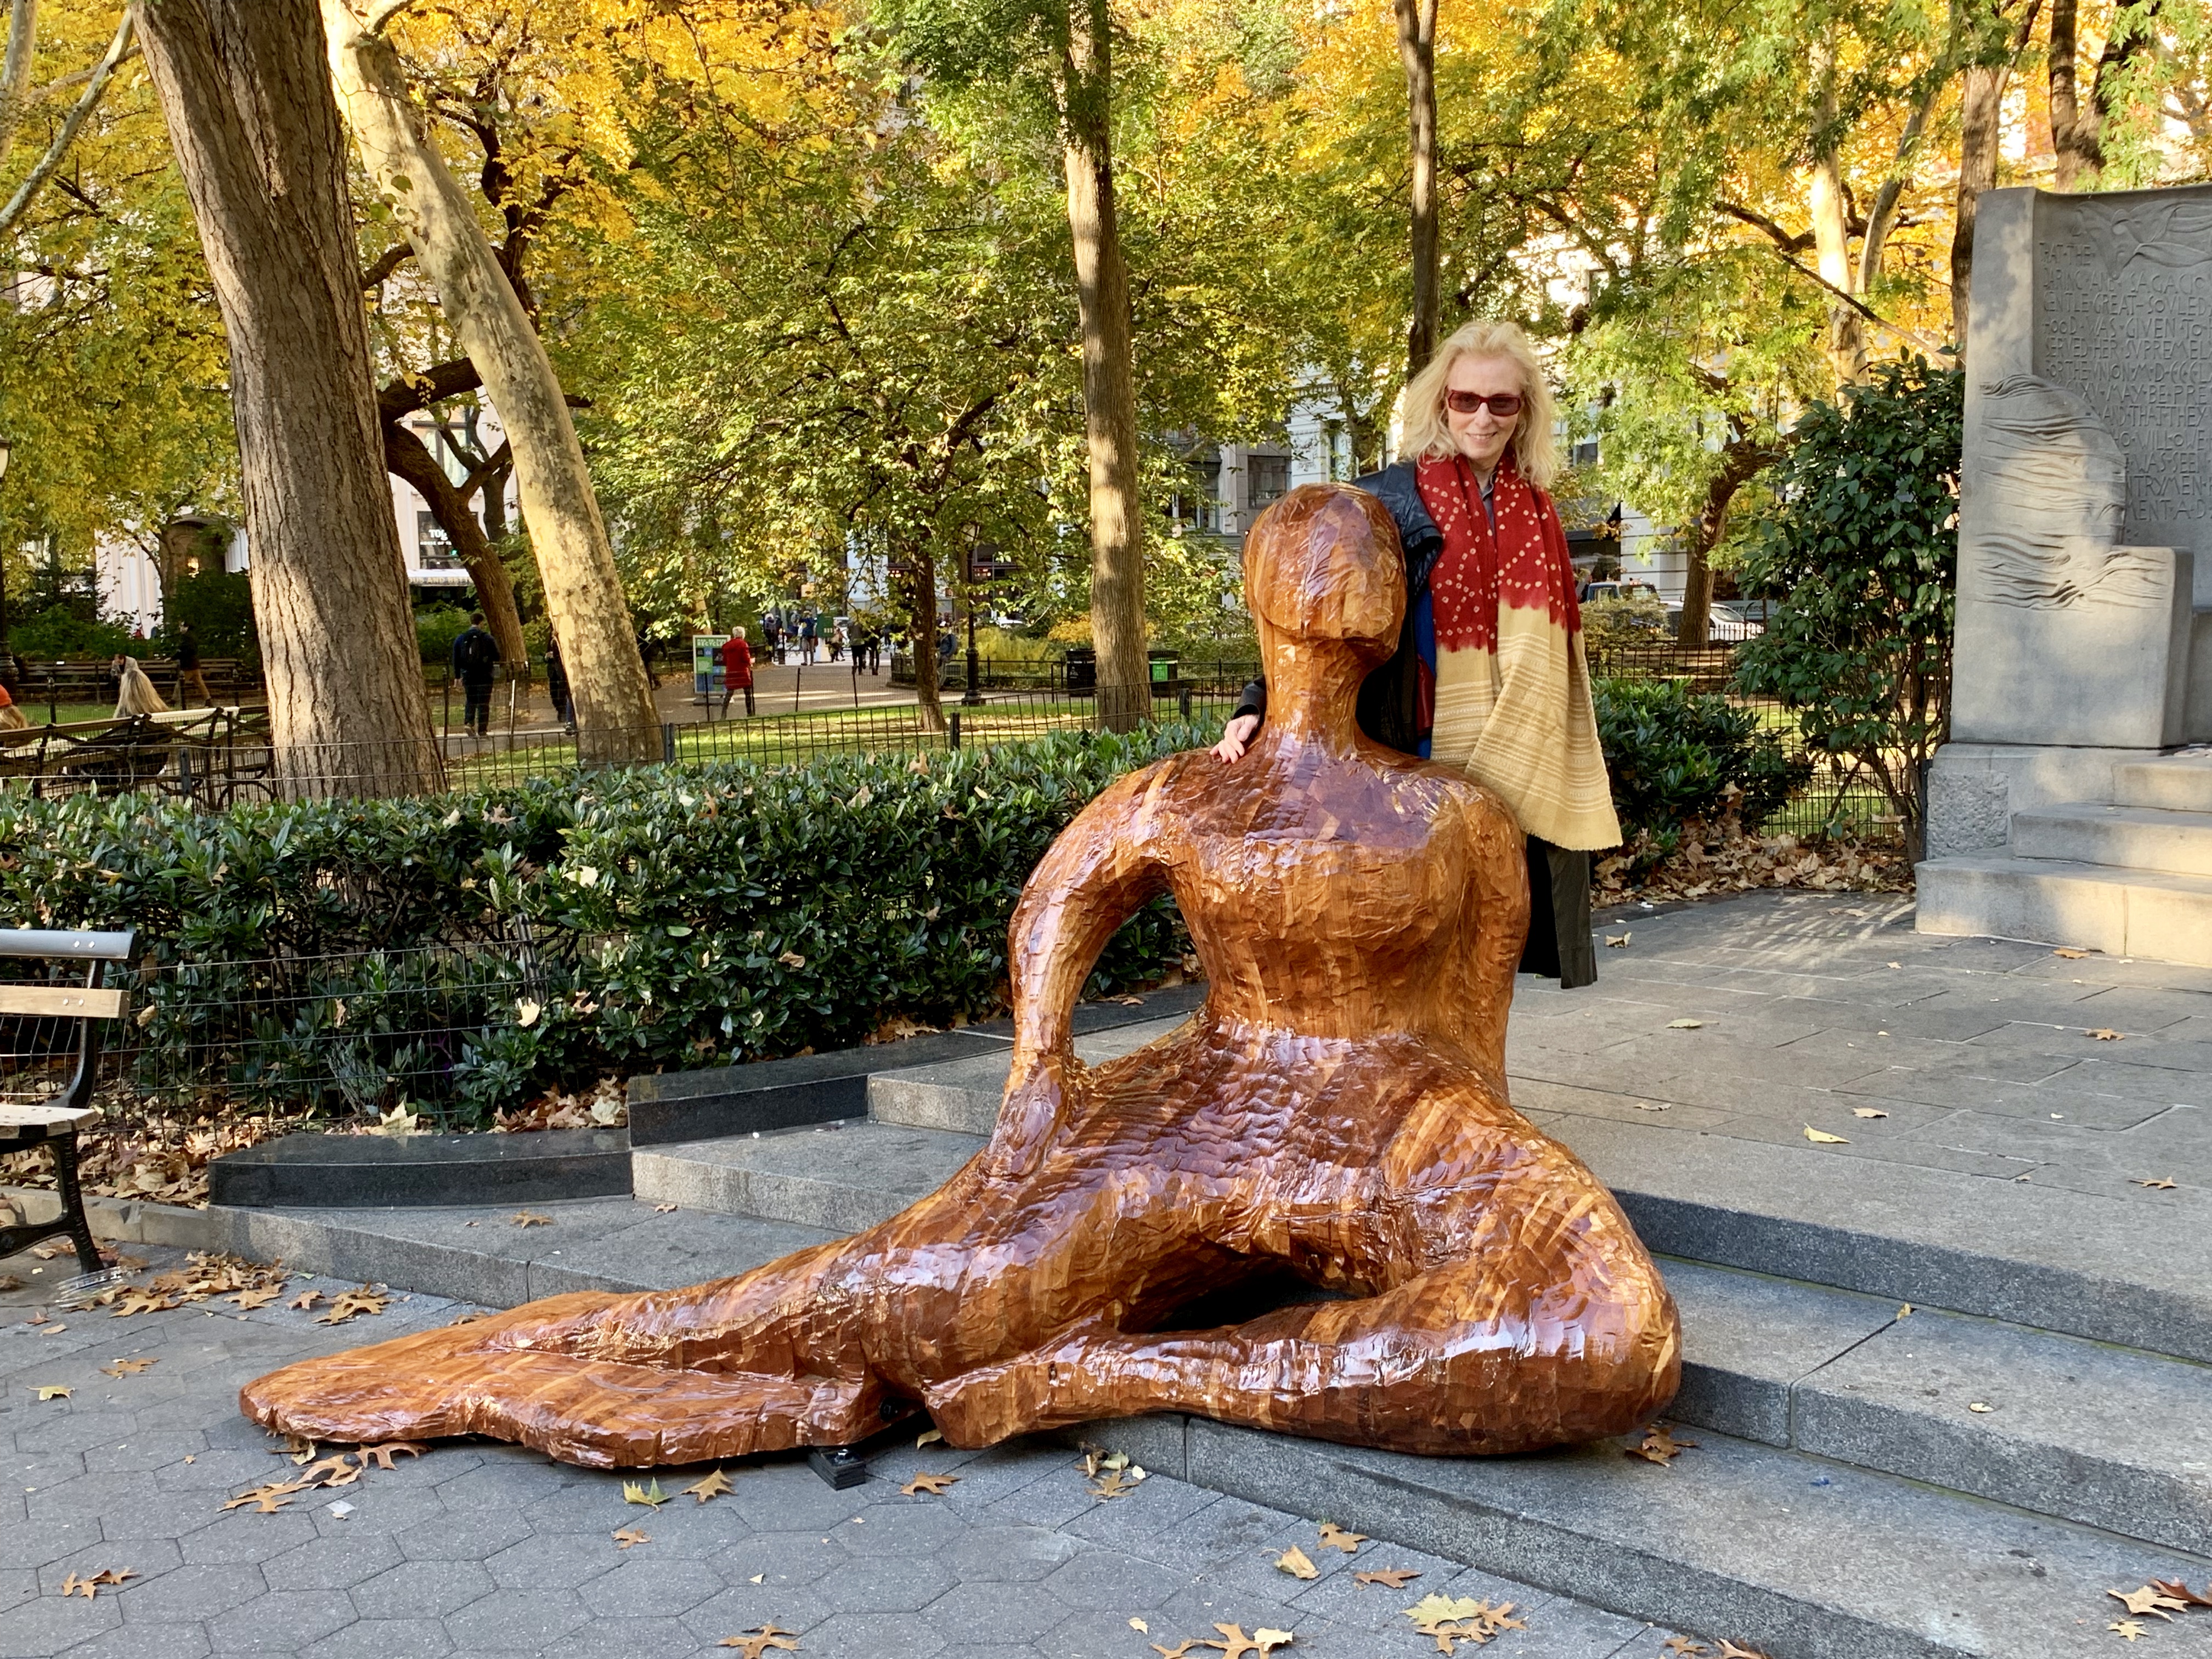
[628, 1121, 2212, 1558]
[2011, 802, 2212, 877]
[2118, 755, 2212, 813]
[1911, 851, 2212, 968]
[861, 1048, 2212, 1367]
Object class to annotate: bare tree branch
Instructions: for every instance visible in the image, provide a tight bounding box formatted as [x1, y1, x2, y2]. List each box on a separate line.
[359, 240, 413, 289]
[0, 5, 132, 238]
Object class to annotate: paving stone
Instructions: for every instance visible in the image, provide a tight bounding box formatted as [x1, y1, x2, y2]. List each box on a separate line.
[836, 1498, 967, 1556]
[438, 1584, 592, 1649]
[394, 1506, 535, 1562]
[111, 1561, 268, 1623]
[706, 1528, 849, 1588]
[811, 1549, 956, 1614]
[576, 1553, 725, 1618]
[798, 1610, 951, 1657]
[679, 1580, 837, 1646]
[0, 1592, 121, 1657]
[45, 1620, 211, 1659]
[301, 1617, 454, 1659]
[1040, 1545, 1187, 1611]
[202, 1587, 358, 1652]
[915, 1577, 1068, 1644]
[939, 1523, 1084, 1583]
[349, 1557, 494, 1619]
[178, 1513, 320, 1566]
[536, 1613, 706, 1659]
[0, 1515, 104, 1569]
[260, 1531, 405, 1592]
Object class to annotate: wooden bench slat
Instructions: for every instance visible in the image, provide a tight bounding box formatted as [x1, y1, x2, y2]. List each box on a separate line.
[0, 985, 127, 1019]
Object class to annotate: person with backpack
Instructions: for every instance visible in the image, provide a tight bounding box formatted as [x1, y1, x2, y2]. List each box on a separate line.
[452, 611, 500, 738]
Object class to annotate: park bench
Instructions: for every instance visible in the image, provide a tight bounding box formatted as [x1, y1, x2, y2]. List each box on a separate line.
[0, 928, 135, 1279]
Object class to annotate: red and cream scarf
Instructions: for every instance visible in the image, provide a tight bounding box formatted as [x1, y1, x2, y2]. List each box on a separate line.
[1415, 454, 1620, 851]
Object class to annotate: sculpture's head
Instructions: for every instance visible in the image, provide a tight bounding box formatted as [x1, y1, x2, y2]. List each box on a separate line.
[1243, 485, 1406, 670]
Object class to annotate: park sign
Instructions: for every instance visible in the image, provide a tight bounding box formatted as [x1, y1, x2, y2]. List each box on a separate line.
[692, 635, 730, 699]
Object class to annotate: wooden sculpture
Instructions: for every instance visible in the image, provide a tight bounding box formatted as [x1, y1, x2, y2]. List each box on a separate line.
[240, 484, 1679, 1465]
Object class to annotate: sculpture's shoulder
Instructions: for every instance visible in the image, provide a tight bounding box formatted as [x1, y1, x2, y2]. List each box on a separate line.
[1384, 754, 1522, 850]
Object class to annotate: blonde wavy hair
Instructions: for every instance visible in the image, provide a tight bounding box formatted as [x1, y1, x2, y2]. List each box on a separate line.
[1398, 320, 1560, 490]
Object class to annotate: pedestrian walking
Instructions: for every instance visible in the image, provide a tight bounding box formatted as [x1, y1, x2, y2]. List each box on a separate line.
[174, 623, 213, 707]
[761, 612, 783, 665]
[829, 622, 846, 663]
[718, 628, 755, 716]
[452, 611, 500, 738]
[546, 637, 574, 730]
[798, 612, 818, 664]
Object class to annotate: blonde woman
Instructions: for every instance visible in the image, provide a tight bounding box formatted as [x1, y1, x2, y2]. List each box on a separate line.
[112, 654, 171, 718]
[1215, 319, 1618, 986]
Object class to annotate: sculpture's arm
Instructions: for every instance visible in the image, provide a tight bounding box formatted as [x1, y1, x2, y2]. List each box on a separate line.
[988, 762, 1176, 1174]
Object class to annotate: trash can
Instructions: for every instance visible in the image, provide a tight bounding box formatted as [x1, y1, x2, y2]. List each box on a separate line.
[1148, 649, 1180, 701]
[1064, 647, 1096, 698]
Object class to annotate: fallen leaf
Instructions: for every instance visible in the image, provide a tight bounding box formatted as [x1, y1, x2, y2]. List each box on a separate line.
[2149, 1580, 2212, 1610]
[510, 1211, 553, 1227]
[623, 1479, 669, 1509]
[109, 1289, 178, 1317]
[89, 1567, 136, 1588]
[316, 1289, 389, 1325]
[300, 1457, 362, 1489]
[900, 1471, 957, 1496]
[1626, 1424, 1698, 1465]
[2110, 1586, 2188, 1621]
[222, 1478, 312, 1514]
[749, 1574, 764, 1584]
[2053, 947, 2089, 959]
[1116, 995, 1144, 1005]
[1273, 1545, 1320, 1580]
[1886, 961, 1903, 969]
[374, 1104, 422, 1138]
[718, 1627, 800, 1656]
[287, 1291, 323, 1311]
[0, 1274, 20, 1290]
[1316, 1521, 1365, 1553]
[2135, 1177, 2178, 1190]
[916, 1429, 944, 1447]
[1355, 1568, 1422, 1589]
[1131, 1618, 1150, 1633]
[1898, 1304, 1914, 1318]
[100, 1358, 156, 1378]
[1718, 1644, 1775, 1659]
[683, 1468, 734, 1504]
[1404, 1595, 1525, 1652]
[2086, 1028, 2124, 1041]
[1968, 1402, 1994, 1414]
[1089, 1468, 1146, 1499]
[2109, 1623, 2147, 1643]
[1605, 933, 1630, 948]
[1665, 1018, 1702, 1029]
[653, 1204, 679, 1214]
[356, 1442, 426, 1470]
[279, 1433, 316, 1463]
[40, 1323, 65, 1335]
[1852, 1108, 1889, 1119]
[1200, 1625, 1294, 1657]
[59, 1572, 98, 1599]
[33, 1385, 70, 1401]
[1661, 1641, 1711, 1657]
[1803, 1125, 1850, 1144]
[1152, 1645, 1204, 1658]
[229, 1286, 284, 1310]
[613, 1527, 650, 1549]
[776, 951, 807, 969]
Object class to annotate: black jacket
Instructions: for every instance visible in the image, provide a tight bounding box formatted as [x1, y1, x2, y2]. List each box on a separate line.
[1235, 461, 1440, 755]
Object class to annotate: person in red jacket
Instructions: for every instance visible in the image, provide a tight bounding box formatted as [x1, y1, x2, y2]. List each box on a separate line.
[719, 628, 755, 717]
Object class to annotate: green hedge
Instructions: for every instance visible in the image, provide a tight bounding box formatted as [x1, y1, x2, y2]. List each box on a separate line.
[0, 724, 1202, 1125]
[1593, 678, 1810, 837]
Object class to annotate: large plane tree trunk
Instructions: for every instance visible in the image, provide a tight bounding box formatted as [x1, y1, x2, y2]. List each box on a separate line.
[382, 423, 528, 670]
[1061, 0, 1147, 733]
[1395, 0, 1440, 379]
[137, 0, 439, 798]
[321, 0, 658, 762]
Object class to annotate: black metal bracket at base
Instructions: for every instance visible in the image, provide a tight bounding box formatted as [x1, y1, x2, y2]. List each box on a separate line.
[0, 1216, 102, 1276]
[808, 1446, 868, 1489]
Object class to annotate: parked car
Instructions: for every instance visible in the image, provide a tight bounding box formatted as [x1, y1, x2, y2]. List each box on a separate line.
[1661, 601, 1762, 642]
[1579, 579, 1662, 604]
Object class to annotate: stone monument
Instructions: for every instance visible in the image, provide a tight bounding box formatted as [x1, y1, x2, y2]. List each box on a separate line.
[1920, 183, 2212, 963]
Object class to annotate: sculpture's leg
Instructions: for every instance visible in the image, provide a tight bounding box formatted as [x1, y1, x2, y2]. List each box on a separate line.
[923, 1114, 1680, 1457]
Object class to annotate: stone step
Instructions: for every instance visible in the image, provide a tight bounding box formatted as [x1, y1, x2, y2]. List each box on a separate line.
[629, 1123, 2212, 1558]
[2118, 755, 2212, 813]
[1916, 852, 2212, 968]
[2012, 802, 2212, 877]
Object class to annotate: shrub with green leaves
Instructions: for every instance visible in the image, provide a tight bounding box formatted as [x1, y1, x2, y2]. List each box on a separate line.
[1594, 677, 1810, 837]
[0, 724, 1205, 1125]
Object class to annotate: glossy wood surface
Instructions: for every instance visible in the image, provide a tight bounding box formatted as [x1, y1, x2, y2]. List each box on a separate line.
[241, 483, 1680, 1466]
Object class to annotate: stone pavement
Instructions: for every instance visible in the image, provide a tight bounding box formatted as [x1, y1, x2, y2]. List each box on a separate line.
[1, 1249, 1689, 1659]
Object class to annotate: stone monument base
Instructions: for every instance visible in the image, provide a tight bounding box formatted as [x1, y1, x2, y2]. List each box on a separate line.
[1917, 747, 2212, 966]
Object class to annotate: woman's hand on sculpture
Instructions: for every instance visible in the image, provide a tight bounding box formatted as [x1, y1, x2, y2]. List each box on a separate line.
[1211, 714, 1261, 764]
[981, 1046, 1075, 1180]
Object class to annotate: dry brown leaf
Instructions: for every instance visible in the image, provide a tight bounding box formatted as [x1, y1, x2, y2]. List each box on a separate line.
[300, 1457, 362, 1489]
[1605, 933, 1630, 948]
[221, 1478, 312, 1514]
[2109, 1587, 2189, 1621]
[1803, 1125, 1850, 1144]
[1199, 1624, 1294, 1657]
[1661, 1641, 1711, 1657]
[1088, 1468, 1145, 1499]
[33, 1385, 70, 1401]
[1852, 1108, 1889, 1119]
[653, 1204, 679, 1214]
[1627, 1424, 1698, 1465]
[0, 1274, 21, 1291]
[2086, 1028, 2125, 1041]
[1316, 1522, 1365, 1554]
[1355, 1568, 1421, 1589]
[100, 1358, 156, 1378]
[109, 1289, 179, 1317]
[1404, 1595, 1524, 1652]
[2110, 1621, 2148, 1640]
[900, 1471, 957, 1496]
[357, 1441, 426, 1469]
[59, 1572, 99, 1599]
[1718, 1644, 1775, 1659]
[2149, 1580, 2212, 1610]
[2053, 947, 2089, 959]
[613, 1527, 651, 1549]
[1152, 1645, 1205, 1658]
[287, 1291, 323, 1311]
[1968, 1402, 1994, 1413]
[316, 1289, 388, 1325]
[916, 1429, 945, 1447]
[89, 1567, 136, 1588]
[718, 1627, 800, 1656]
[1273, 1545, 1320, 1580]
[229, 1286, 284, 1310]
[2135, 1177, 2178, 1190]
[1664, 1018, 1702, 1029]
[511, 1211, 554, 1227]
[278, 1432, 316, 1463]
[683, 1468, 734, 1504]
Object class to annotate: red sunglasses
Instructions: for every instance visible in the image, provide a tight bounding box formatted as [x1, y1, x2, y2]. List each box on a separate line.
[1444, 390, 1523, 417]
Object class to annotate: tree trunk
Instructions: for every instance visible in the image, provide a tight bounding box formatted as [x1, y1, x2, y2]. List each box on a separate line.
[2049, 0, 2095, 187]
[321, 1, 658, 763]
[2085, 0, 2158, 174]
[137, 0, 439, 798]
[909, 544, 944, 736]
[1395, 0, 1440, 379]
[1950, 59, 2006, 357]
[0, 0, 36, 164]
[1674, 431, 1774, 648]
[382, 421, 527, 669]
[1060, 0, 1146, 733]
[1808, 47, 1863, 383]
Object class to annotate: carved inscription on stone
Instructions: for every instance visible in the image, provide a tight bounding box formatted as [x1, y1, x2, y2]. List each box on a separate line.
[2036, 196, 2212, 552]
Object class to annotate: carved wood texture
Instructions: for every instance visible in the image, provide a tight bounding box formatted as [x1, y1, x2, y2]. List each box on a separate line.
[241, 484, 1681, 1466]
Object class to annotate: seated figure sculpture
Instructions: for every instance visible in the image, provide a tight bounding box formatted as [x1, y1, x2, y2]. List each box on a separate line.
[240, 484, 1679, 1464]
